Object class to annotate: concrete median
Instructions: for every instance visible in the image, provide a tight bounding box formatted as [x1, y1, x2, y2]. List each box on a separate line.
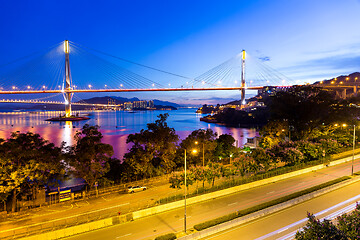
[178, 175, 360, 240]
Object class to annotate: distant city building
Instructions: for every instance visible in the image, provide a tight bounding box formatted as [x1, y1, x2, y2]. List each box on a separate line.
[133, 100, 147, 108]
[148, 100, 154, 108]
[124, 102, 133, 109]
[124, 100, 154, 110]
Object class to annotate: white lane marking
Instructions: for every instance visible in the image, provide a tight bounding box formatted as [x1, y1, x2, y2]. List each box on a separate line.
[278, 227, 288, 233]
[266, 191, 275, 194]
[256, 193, 360, 240]
[179, 216, 192, 220]
[116, 233, 132, 238]
[228, 202, 238, 206]
[102, 196, 109, 201]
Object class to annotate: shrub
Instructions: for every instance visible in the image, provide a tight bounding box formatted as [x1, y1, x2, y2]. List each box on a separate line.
[154, 233, 176, 240]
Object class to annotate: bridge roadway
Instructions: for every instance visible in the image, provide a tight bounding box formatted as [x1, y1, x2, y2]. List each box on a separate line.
[0, 99, 117, 107]
[61, 157, 360, 240]
[0, 86, 264, 94]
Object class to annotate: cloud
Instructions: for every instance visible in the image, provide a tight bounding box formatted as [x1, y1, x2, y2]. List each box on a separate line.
[279, 53, 360, 83]
[258, 56, 270, 62]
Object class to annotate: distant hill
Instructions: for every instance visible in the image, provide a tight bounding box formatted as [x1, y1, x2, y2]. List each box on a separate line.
[313, 72, 360, 85]
[153, 99, 180, 108]
[225, 100, 241, 105]
[76, 96, 140, 105]
[76, 96, 180, 108]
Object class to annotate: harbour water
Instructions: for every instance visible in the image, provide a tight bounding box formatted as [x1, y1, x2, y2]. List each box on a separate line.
[0, 108, 257, 159]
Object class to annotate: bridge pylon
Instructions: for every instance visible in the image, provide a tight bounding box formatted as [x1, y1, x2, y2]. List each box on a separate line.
[63, 40, 73, 117]
[240, 49, 246, 105]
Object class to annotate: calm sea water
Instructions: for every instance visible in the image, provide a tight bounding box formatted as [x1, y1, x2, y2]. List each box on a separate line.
[0, 109, 257, 159]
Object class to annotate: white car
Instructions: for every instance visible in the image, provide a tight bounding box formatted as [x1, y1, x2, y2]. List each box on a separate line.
[127, 186, 147, 193]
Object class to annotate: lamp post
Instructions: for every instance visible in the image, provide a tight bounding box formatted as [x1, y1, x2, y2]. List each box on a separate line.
[352, 125, 355, 176]
[184, 149, 187, 233]
[195, 141, 205, 167]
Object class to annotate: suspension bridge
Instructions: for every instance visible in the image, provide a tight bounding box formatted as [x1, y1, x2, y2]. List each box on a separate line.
[0, 40, 303, 118]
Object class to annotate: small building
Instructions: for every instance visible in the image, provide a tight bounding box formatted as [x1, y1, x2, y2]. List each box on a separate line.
[244, 137, 260, 149]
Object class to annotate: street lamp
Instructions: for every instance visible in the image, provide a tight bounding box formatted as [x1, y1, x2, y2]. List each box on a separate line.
[184, 148, 196, 234]
[184, 149, 187, 234]
[352, 125, 356, 176]
[195, 141, 205, 167]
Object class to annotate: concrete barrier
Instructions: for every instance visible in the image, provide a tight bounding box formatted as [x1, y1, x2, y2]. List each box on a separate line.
[178, 175, 360, 240]
[20, 217, 116, 240]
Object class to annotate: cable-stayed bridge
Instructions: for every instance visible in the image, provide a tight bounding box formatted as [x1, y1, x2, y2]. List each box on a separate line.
[0, 40, 294, 117]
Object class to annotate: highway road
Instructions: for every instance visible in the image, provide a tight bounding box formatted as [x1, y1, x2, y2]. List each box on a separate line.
[64, 159, 360, 240]
[204, 178, 360, 240]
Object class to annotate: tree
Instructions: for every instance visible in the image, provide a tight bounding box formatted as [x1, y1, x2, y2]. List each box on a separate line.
[250, 148, 274, 171]
[179, 129, 217, 166]
[0, 132, 64, 212]
[168, 171, 195, 190]
[296, 204, 360, 239]
[281, 147, 305, 166]
[259, 121, 288, 149]
[267, 86, 358, 140]
[205, 163, 222, 187]
[124, 114, 179, 179]
[104, 158, 125, 183]
[337, 204, 360, 239]
[294, 140, 323, 162]
[67, 125, 113, 192]
[191, 166, 207, 188]
[295, 213, 346, 240]
[214, 134, 237, 162]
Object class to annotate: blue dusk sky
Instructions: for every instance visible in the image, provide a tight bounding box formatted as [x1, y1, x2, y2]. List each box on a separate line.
[0, 0, 359, 104]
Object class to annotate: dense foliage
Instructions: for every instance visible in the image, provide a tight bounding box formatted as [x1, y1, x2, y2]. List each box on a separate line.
[296, 204, 360, 240]
[66, 124, 114, 191]
[123, 113, 179, 179]
[0, 132, 64, 212]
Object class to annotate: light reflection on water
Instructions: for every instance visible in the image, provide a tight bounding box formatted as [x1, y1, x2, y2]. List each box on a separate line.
[0, 109, 258, 159]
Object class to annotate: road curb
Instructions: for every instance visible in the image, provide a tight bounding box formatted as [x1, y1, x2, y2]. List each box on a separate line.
[177, 175, 360, 240]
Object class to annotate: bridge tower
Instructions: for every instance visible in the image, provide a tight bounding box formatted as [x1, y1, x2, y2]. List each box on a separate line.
[63, 40, 73, 117]
[240, 49, 246, 105]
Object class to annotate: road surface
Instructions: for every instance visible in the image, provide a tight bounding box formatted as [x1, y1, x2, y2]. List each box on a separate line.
[63, 159, 360, 240]
[204, 177, 360, 240]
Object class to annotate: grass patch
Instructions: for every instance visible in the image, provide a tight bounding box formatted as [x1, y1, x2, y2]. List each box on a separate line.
[193, 176, 351, 231]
